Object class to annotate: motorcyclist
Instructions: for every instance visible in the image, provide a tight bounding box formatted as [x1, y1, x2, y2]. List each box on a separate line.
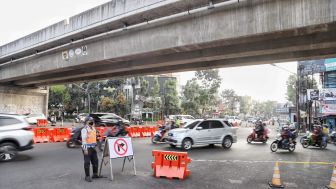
[281, 126, 292, 147]
[255, 120, 264, 139]
[169, 120, 177, 130]
[312, 125, 322, 144]
[105, 120, 125, 137]
[322, 124, 329, 145]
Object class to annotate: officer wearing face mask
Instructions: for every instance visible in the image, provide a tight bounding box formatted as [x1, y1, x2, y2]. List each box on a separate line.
[81, 116, 101, 182]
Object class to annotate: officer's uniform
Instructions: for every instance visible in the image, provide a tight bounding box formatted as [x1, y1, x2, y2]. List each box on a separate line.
[81, 122, 99, 182]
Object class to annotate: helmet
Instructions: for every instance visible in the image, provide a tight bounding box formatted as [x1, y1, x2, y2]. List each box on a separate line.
[84, 116, 94, 123]
[116, 120, 123, 126]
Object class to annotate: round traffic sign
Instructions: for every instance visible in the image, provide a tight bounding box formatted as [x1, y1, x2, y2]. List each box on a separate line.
[113, 138, 128, 156]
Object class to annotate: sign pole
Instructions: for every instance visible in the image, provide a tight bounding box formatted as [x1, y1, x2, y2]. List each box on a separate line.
[132, 155, 137, 175]
[98, 139, 107, 176]
[110, 158, 114, 181]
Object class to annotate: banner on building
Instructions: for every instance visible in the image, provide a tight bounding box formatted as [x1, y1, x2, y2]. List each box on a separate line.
[321, 104, 336, 115]
[324, 58, 336, 72]
[298, 58, 336, 76]
[298, 60, 325, 76]
[307, 89, 320, 100]
[319, 88, 336, 101]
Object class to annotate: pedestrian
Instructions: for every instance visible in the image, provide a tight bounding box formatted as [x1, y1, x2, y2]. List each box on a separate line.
[81, 117, 101, 182]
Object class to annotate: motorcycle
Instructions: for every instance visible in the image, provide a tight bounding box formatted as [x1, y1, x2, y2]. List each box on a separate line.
[270, 130, 297, 152]
[247, 128, 269, 144]
[328, 131, 336, 145]
[66, 127, 103, 150]
[301, 131, 327, 149]
[151, 125, 168, 144]
[50, 115, 56, 126]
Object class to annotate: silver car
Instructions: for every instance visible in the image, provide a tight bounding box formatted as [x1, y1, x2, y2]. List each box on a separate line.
[166, 119, 237, 150]
[0, 114, 34, 162]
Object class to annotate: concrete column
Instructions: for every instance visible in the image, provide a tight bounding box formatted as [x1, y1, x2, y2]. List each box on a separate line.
[0, 86, 48, 115]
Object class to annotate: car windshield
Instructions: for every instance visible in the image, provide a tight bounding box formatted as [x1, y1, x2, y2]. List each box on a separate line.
[100, 114, 121, 119]
[183, 121, 200, 129]
[182, 115, 194, 119]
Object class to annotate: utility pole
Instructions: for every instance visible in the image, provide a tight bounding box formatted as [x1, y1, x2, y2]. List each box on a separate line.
[297, 65, 303, 132]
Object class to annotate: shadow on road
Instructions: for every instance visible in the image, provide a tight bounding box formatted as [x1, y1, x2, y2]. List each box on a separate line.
[0, 154, 33, 163]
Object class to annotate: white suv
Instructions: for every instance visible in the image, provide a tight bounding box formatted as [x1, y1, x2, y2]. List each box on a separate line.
[166, 119, 237, 150]
[0, 114, 34, 162]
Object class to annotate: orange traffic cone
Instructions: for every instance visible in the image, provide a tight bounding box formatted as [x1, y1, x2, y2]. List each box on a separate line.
[326, 163, 336, 189]
[269, 161, 284, 188]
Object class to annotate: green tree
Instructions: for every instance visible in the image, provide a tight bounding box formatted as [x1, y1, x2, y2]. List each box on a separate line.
[195, 69, 222, 115]
[140, 77, 149, 97]
[163, 79, 180, 115]
[99, 97, 114, 112]
[149, 76, 160, 97]
[49, 85, 70, 108]
[64, 84, 84, 113]
[181, 79, 201, 116]
[239, 96, 252, 115]
[221, 89, 239, 115]
[286, 74, 317, 105]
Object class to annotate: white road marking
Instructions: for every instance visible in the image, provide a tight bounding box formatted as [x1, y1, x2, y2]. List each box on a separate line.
[283, 182, 298, 188]
[192, 159, 333, 165]
[228, 179, 243, 184]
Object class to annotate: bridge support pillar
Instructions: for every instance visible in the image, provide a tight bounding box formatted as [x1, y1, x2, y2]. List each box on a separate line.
[0, 86, 48, 116]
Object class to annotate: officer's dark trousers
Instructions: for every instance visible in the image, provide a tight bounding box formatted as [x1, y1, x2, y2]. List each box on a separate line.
[83, 147, 99, 177]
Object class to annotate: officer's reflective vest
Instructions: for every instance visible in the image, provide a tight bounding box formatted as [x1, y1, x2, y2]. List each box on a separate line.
[85, 127, 97, 144]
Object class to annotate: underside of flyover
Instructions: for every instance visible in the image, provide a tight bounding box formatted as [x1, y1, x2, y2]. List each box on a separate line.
[0, 0, 335, 87]
[5, 22, 336, 87]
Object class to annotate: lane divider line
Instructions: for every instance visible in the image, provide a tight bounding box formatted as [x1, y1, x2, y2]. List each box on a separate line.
[191, 159, 334, 165]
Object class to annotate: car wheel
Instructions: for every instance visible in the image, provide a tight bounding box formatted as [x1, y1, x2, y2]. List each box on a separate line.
[0, 143, 18, 162]
[182, 138, 192, 150]
[222, 137, 232, 149]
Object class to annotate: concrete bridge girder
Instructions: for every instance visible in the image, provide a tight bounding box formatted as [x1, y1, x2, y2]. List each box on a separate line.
[0, 0, 335, 86]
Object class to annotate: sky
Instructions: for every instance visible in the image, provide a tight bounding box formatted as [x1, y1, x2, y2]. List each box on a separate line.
[0, 0, 298, 103]
[175, 62, 297, 103]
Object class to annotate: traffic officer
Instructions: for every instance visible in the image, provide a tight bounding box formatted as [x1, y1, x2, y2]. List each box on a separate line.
[81, 117, 100, 182]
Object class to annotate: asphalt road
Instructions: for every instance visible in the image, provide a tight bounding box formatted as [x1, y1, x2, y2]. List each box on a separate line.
[1, 125, 336, 189]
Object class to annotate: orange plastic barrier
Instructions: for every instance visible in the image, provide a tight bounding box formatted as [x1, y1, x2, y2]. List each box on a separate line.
[125, 127, 132, 137]
[52, 128, 71, 142]
[36, 119, 48, 127]
[129, 127, 142, 138]
[141, 127, 152, 137]
[151, 150, 191, 180]
[33, 128, 51, 143]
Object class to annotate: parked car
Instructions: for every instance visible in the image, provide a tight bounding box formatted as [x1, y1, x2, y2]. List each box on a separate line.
[89, 113, 130, 127]
[166, 119, 237, 150]
[0, 114, 34, 162]
[25, 113, 47, 125]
